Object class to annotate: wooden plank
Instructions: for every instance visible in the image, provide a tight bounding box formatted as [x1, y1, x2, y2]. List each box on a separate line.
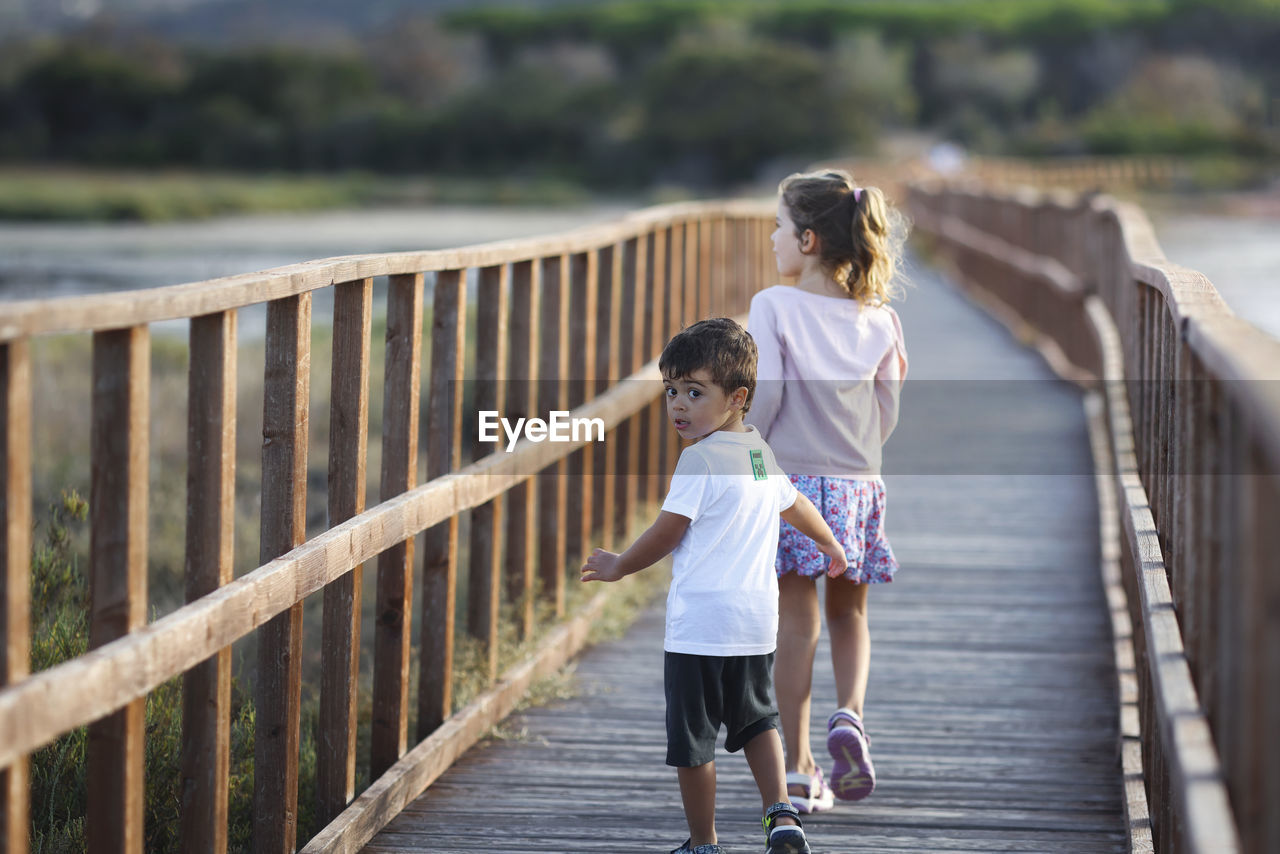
[374, 274, 423, 774]
[505, 261, 539, 640]
[0, 200, 774, 343]
[181, 312, 237, 854]
[418, 270, 466, 739]
[0, 359, 666, 769]
[87, 326, 149, 854]
[0, 340, 30, 854]
[467, 264, 509, 684]
[318, 280, 372, 824]
[537, 256, 569, 618]
[254, 294, 311, 854]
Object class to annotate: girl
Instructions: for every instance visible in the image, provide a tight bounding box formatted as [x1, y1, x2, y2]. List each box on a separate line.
[745, 169, 908, 813]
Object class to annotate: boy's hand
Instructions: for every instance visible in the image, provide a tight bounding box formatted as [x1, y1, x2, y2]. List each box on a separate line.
[580, 548, 625, 583]
[820, 540, 848, 578]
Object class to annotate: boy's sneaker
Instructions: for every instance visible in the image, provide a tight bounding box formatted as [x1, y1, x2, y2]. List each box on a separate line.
[827, 708, 875, 801]
[670, 840, 726, 854]
[785, 765, 834, 813]
[762, 802, 811, 854]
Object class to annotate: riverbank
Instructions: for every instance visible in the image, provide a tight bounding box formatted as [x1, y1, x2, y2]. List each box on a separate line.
[0, 168, 604, 222]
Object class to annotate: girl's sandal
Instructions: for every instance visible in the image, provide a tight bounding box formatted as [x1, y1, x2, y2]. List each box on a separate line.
[827, 707, 876, 801]
[785, 765, 834, 813]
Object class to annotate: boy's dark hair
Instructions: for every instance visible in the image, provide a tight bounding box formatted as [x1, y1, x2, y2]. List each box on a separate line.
[658, 317, 757, 413]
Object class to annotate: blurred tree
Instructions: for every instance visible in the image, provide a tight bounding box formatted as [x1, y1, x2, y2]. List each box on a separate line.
[1081, 54, 1268, 154]
[635, 39, 855, 185]
[363, 15, 485, 110]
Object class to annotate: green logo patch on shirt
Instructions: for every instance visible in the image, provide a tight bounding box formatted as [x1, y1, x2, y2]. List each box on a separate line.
[749, 449, 767, 480]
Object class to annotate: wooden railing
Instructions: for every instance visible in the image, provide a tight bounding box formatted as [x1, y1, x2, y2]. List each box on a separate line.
[0, 199, 775, 853]
[907, 181, 1280, 854]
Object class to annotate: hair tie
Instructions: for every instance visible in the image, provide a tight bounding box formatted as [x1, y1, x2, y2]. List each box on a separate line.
[852, 187, 863, 204]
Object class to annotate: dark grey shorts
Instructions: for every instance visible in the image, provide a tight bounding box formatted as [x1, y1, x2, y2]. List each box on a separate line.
[664, 651, 780, 767]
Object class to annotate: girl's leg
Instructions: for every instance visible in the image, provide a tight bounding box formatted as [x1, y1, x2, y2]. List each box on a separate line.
[825, 579, 870, 716]
[776, 573, 821, 783]
[676, 761, 717, 847]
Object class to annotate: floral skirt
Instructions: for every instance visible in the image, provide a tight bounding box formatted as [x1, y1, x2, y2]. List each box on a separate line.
[777, 475, 898, 583]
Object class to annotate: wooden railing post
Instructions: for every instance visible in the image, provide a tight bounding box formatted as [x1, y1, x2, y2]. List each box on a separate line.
[181, 311, 237, 854]
[418, 270, 465, 739]
[0, 340, 30, 854]
[88, 325, 149, 854]
[468, 264, 510, 684]
[505, 260, 539, 639]
[374, 273, 423, 770]
[537, 256, 570, 618]
[318, 279, 372, 824]
[254, 295, 310, 854]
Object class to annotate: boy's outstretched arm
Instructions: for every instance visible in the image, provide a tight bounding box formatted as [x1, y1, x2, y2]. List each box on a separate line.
[781, 494, 848, 578]
[580, 511, 690, 583]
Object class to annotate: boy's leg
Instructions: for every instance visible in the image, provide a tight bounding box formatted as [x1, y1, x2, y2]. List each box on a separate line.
[742, 728, 798, 827]
[825, 579, 870, 715]
[676, 761, 718, 847]
[776, 573, 821, 781]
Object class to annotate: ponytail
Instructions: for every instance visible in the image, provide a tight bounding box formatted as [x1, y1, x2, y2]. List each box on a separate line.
[779, 169, 908, 306]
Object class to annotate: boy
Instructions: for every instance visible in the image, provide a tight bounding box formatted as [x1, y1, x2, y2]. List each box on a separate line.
[581, 318, 847, 854]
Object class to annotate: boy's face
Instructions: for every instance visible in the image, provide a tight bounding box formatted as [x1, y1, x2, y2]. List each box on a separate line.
[663, 368, 748, 441]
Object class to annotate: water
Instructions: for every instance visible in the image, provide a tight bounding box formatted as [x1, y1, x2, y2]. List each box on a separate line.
[1146, 205, 1280, 341]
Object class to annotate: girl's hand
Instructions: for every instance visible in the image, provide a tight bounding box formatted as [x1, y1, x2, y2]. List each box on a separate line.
[821, 540, 848, 579]
[581, 548, 624, 583]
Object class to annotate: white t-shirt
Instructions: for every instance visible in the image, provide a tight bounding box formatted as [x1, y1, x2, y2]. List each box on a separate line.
[660, 426, 798, 656]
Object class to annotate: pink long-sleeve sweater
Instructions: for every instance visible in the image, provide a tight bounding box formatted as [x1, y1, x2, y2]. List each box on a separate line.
[745, 285, 908, 479]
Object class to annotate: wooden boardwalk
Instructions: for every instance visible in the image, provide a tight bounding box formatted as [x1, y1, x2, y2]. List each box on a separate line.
[363, 259, 1129, 853]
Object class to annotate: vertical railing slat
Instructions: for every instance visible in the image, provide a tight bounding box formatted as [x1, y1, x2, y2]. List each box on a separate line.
[318, 279, 372, 823]
[88, 325, 150, 854]
[181, 312, 237, 854]
[374, 273, 423, 769]
[505, 260, 539, 639]
[468, 264, 510, 684]
[537, 256, 570, 617]
[646, 228, 667, 505]
[594, 245, 618, 550]
[419, 269, 466, 738]
[254, 294, 311, 854]
[567, 251, 596, 566]
[0, 340, 31, 854]
[617, 235, 646, 539]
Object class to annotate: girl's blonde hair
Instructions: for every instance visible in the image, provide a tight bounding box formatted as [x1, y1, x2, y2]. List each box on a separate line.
[778, 169, 908, 306]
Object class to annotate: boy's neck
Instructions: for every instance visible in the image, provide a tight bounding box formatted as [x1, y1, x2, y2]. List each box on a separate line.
[706, 414, 748, 437]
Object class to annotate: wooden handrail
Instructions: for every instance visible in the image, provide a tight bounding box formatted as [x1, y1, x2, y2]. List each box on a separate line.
[0, 198, 774, 853]
[908, 179, 1279, 854]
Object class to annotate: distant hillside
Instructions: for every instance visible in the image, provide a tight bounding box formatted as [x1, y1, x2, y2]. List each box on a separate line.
[5, 0, 597, 44]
